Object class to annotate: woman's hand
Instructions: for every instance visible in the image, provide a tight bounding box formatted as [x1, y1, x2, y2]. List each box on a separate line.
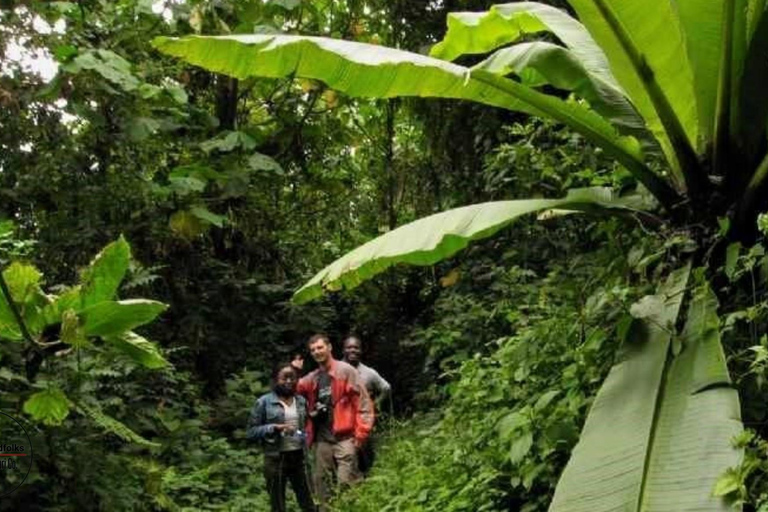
[274, 424, 297, 435]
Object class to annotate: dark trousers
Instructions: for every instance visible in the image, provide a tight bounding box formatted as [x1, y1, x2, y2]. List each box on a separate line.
[358, 436, 376, 476]
[264, 450, 316, 512]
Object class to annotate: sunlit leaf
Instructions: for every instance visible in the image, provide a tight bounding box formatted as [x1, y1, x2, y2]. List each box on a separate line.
[23, 388, 71, 426]
[81, 299, 167, 337]
[80, 236, 131, 308]
[60, 309, 88, 348]
[292, 188, 645, 303]
[152, 34, 677, 205]
[104, 331, 168, 369]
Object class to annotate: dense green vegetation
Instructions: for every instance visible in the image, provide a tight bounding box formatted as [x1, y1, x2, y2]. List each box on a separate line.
[2, 0, 768, 511]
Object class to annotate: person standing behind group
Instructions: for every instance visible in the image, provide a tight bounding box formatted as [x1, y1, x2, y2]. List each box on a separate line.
[246, 362, 316, 512]
[291, 351, 305, 376]
[342, 335, 391, 475]
[297, 334, 374, 511]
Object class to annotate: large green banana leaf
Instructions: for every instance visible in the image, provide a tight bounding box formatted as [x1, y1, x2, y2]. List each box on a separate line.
[292, 188, 646, 303]
[152, 34, 678, 206]
[430, 2, 616, 89]
[735, 8, 768, 168]
[549, 266, 743, 511]
[568, 0, 699, 188]
[749, 0, 768, 37]
[473, 42, 644, 136]
[672, 0, 725, 145]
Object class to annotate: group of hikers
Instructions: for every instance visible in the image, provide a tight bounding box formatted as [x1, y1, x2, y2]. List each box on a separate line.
[247, 334, 392, 512]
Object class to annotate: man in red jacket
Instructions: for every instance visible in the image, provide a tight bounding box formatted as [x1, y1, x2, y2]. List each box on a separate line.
[297, 333, 374, 510]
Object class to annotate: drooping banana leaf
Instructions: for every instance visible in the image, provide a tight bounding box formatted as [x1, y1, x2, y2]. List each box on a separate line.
[292, 188, 648, 303]
[153, 33, 678, 207]
[430, 2, 616, 89]
[549, 266, 743, 511]
[473, 42, 644, 135]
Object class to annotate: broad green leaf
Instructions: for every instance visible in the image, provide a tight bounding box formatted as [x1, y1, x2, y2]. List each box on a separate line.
[81, 299, 167, 337]
[80, 236, 131, 308]
[199, 130, 256, 154]
[533, 390, 559, 411]
[431, 2, 616, 88]
[169, 176, 207, 195]
[725, 242, 742, 281]
[672, 0, 725, 145]
[104, 331, 168, 369]
[497, 411, 530, 438]
[153, 34, 678, 206]
[474, 42, 644, 135]
[0, 262, 47, 340]
[164, 82, 188, 104]
[37, 286, 82, 330]
[0, 303, 23, 341]
[712, 468, 741, 497]
[3, 262, 42, 304]
[568, 0, 699, 186]
[138, 83, 163, 99]
[189, 205, 226, 227]
[550, 268, 743, 511]
[23, 388, 71, 426]
[509, 432, 534, 464]
[76, 400, 159, 447]
[292, 188, 645, 303]
[247, 152, 284, 174]
[126, 116, 161, 141]
[60, 309, 88, 348]
[628, 294, 666, 322]
[62, 49, 141, 92]
[169, 210, 205, 239]
[269, 0, 301, 11]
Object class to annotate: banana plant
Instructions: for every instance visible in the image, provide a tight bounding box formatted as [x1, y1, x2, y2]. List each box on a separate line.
[152, 0, 767, 507]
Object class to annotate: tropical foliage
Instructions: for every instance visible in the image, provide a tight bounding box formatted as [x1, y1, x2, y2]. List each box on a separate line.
[5, 0, 768, 510]
[154, 0, 768, 509]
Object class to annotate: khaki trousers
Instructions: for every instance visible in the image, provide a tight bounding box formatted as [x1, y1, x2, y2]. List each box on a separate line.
[313, 438, 360, 510]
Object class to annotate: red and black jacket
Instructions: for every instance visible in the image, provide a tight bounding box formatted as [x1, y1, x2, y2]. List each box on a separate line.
[297, 358, 374, 446]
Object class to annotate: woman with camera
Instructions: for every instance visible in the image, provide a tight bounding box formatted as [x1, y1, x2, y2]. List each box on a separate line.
[246, 362, 317, 512]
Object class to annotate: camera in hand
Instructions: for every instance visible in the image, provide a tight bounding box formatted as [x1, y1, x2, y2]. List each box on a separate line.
[310, 402, 329, 419]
